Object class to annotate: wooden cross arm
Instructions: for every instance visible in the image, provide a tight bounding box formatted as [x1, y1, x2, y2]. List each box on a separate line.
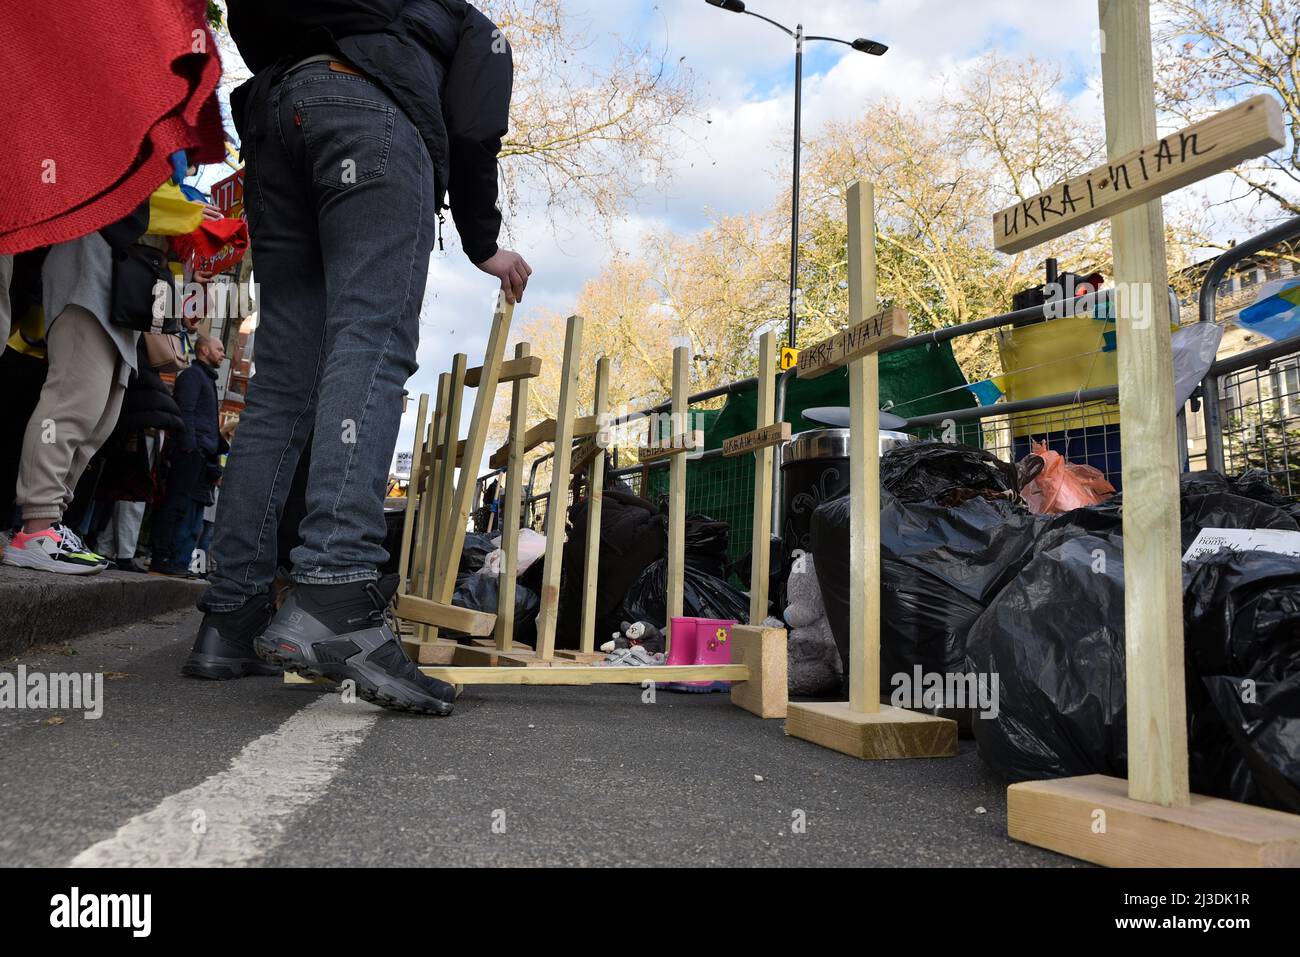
[395, 594, 496, 637]
[464, 354, 542, 388]
[796, 306, 910, 380]
[993, 94, 1284, 254]
[636, 431, 701, 463]
[723, 422, 791, 458]
[488, 414, 603, 469]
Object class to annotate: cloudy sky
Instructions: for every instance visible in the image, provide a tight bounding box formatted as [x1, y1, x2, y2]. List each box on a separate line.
[209, 0, 1254, 474]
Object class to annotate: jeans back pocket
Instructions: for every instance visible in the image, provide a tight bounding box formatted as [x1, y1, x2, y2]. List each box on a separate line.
[294, 95, 396, 191]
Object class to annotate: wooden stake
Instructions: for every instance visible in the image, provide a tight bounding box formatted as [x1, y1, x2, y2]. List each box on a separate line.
[748, 331, 778, 624]
[846, 181, 881, 715]
[1100, 0, 1189, 809]
[496, 341, 531, 652]
[421, 357, 465, 639]
[396, 393, 429, 594]
[534, 315, 584, 660]
[665, 344, 690, 652]
[578, 356, 610, 653]
[434, 295, 515, 605]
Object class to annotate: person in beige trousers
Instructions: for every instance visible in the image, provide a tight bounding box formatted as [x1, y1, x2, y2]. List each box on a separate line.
[3, 232, 137, 575]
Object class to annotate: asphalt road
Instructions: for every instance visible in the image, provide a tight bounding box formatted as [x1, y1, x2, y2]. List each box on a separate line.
[0, 608, 1077, 867]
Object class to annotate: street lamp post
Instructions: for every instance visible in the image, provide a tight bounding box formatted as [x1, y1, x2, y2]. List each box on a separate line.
[705, 1, 887, 349]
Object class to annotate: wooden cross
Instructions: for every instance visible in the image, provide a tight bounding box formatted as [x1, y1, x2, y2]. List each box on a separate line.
[998, 0, 1300, 867]
[722, 329, 791, 719]
[783, 181, 956, 759]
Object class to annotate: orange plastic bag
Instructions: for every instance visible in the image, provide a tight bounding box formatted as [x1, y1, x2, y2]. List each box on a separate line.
[1018, 441, 1116, 514]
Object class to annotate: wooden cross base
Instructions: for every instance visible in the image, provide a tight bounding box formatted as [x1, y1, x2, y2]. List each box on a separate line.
[450, 643, 533, 667]
[400, 637, 458, 665]
[1008, 774, 1300, 867]
[552, 649, 608, 663]
[785, 701, 957, 760]
[419, 663, 750, 686]
[729, 624, 787, 719]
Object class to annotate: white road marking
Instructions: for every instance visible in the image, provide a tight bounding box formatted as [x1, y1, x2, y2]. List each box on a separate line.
[70, 694, 381, 867]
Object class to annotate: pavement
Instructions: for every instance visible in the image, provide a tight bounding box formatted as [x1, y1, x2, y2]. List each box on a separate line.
[0, 563, 203, 658]
[0, 607, 1081, 867]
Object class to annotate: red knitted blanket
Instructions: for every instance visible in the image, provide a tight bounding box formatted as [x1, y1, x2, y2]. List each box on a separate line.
[0, 0, 225, 254]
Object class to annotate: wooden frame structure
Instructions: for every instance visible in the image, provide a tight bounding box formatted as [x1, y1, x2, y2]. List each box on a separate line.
[992, 0, 1300, 866]
[388, 314, 782, 711]
[784, 181, 957, 760]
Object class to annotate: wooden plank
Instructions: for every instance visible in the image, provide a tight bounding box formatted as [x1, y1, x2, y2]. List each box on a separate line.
[722, 421, 790, 458]
[452, 644, 516, 667]
[410, 376, 449, 622]
[464, 354, 541, 388]
[399, 636, 458, 665]
[747, 332, 779, 624]
[635, 432, 700, 463]
[794, 305, 908, 381]
[784, 702, 957, 760]
[496, 342, 531, 651]
[534, 315, 585, 660]
[395, 392, 429, 593]
[488, 414, 600, 470]
[1008, 774, 1300, 867]
[994, 93, 1284, 254]
[569, 436, 600, 476]
[578, 356, 610, 654]
[424, 356, 467, 633]
[729, 624, 787, 719]
[553, 649, 607, 663]
[395, 594, 495, 637]
[421, 664, 750, 686]
[434, 295, 515, 605]
[847, 181, 884, 715]
[665, 345, 689, 653]
[432, 437, 466, 465]
[1100, 0, 1189, 808]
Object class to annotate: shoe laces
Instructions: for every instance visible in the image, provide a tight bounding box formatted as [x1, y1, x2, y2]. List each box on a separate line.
[51, 523, 91, 555]
[345, 581, 395, 628]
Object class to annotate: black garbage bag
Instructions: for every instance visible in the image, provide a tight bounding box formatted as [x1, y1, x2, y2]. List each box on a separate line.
[550, 487, 667, 647]
[1185, 550, 1300, 812]
[812, 492, 1042, 691]
[685, 515, 730, 579]
[880, 440, 1018, 506]
[459, 532, 496, 575]
[1047, 470, 1300, 552]
[968, 533, 1300, 812]
[448, 571, 540, 643]
[965, 532, 1129, 781]
[621, 559, 750, 628]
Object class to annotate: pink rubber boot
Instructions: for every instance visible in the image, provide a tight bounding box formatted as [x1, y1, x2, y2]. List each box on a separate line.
[664, 617, 734, 693]
[658, 617, 697, 692]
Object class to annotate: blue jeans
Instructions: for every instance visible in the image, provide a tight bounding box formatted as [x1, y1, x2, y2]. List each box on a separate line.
[202, 62, 435, 612]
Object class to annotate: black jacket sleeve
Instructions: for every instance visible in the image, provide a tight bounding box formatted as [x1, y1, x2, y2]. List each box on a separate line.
[173, 367, 200, 454]
[442, 4, 512, 265]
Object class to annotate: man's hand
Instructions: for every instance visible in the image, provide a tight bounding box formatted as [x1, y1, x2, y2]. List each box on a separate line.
[475, 248, 533, 304]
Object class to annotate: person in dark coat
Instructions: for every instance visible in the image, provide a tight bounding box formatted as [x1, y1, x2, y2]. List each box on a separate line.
[86, 339, 186, 565]
[182, 2, 529, 712]
[150, 334, 224, 574]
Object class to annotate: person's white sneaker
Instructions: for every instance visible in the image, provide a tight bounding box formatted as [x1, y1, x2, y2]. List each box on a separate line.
[2, 524, 108, 575]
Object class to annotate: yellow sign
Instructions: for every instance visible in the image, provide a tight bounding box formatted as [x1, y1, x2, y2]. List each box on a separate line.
[779, 347, 800, 371]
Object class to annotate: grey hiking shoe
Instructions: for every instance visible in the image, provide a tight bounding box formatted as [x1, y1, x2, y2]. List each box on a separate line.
[255, 577, 454, 716]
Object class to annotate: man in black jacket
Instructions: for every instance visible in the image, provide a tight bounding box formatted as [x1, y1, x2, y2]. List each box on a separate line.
[151, 334, 224, 576]
[184, 2, 530, 715]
